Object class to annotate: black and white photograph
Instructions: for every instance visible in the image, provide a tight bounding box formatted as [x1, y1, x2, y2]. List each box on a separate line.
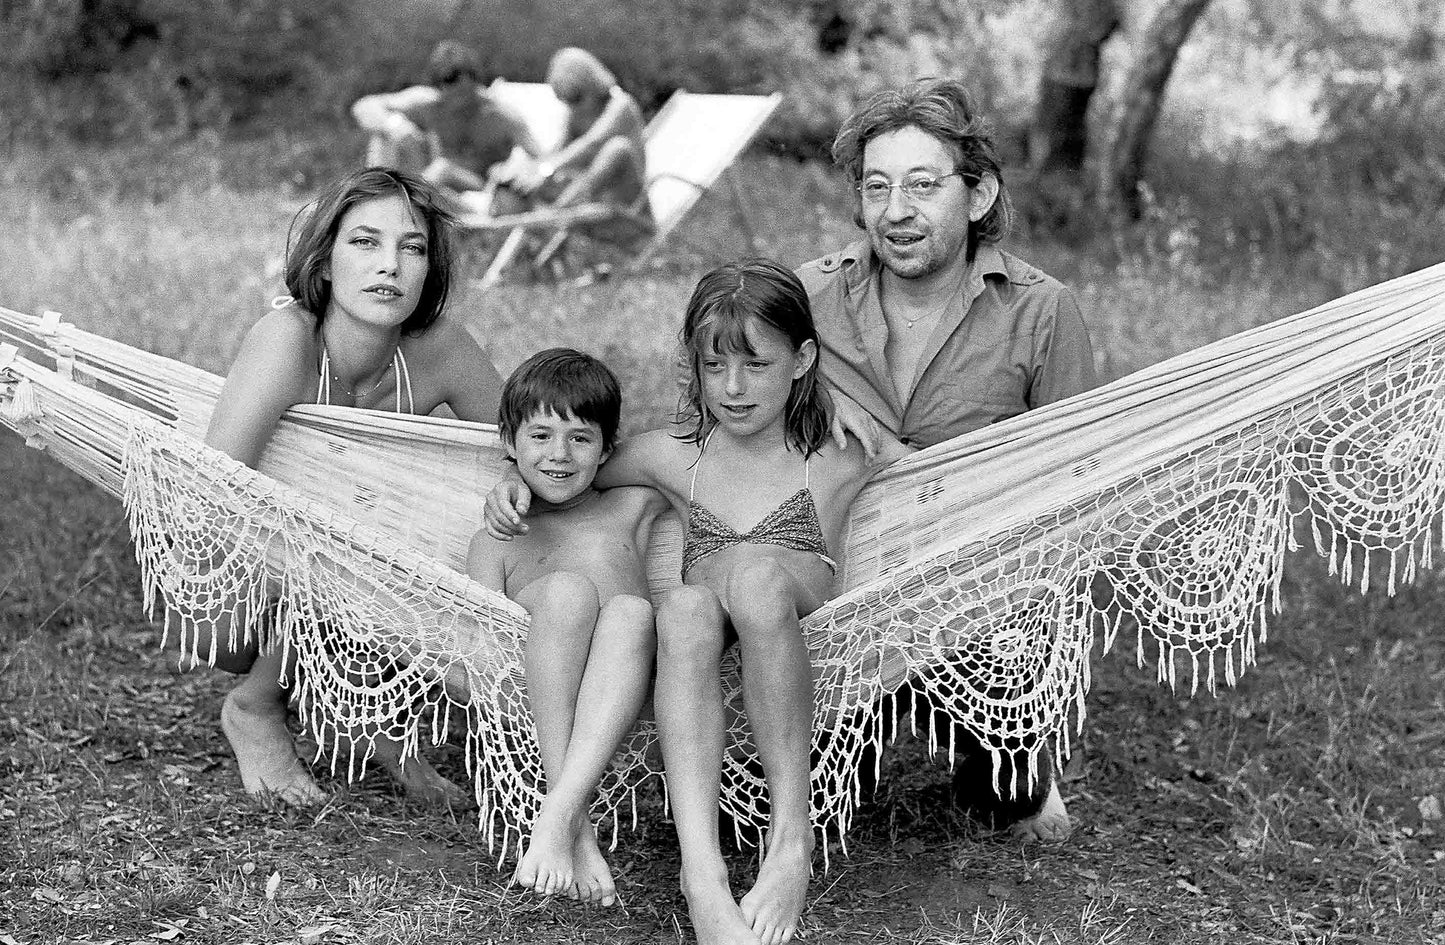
[1, 1, 1442, 942]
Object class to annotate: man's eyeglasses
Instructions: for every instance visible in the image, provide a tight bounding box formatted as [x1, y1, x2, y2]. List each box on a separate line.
[857, 172, 975, 204]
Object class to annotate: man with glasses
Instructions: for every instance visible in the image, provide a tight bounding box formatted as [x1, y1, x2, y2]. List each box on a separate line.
[352, 41, 541, 200]
[802, 77, 1096, 842]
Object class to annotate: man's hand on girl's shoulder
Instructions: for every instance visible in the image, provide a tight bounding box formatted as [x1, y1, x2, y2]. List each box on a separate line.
[827, 390, 883, 457]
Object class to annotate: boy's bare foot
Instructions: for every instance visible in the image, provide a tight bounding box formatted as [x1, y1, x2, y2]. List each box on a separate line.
[572, 824, 619, 906]
[370, 738, 475, 810]
[1011, 782, 1071, 841]
[220, 692, 326, 806]
[513, 809, 577, 899]
[683, 869, 761, 945]
[739, 834, 811, 945]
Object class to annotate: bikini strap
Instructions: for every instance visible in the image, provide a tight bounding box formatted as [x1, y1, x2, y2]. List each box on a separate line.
[688, 428, 715, 502]
[317, 345, 331, 405]
[804, 452, 811, 490]
[395, 346, 413, 414]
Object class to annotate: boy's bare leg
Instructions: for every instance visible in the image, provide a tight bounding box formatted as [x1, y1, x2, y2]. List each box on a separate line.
[221, 646, 326, 805]
[528, 594, 654, 906]
[512, 573, 601, 897]
[727, 564, 816, 945]
[655, 586, 761, 945]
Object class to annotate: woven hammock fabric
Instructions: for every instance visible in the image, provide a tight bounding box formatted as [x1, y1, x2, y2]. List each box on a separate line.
[3, 262, 1444, 854]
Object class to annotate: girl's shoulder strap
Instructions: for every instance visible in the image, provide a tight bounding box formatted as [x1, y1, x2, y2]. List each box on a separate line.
[688, 427, 715, 502]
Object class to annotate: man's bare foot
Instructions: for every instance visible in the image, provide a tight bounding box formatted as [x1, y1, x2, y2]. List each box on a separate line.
[220, 692, 326, 806]
[1011, 782, 1071, 841]
[572, 824, 618, 906]
[739, 834, 812, 945]
[683, 869, 761, 945]
[370, 737, 475, 810]
[512, 808, 577, 899]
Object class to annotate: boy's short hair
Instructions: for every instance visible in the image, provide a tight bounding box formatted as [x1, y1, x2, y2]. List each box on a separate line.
[499, 348, 622, 451]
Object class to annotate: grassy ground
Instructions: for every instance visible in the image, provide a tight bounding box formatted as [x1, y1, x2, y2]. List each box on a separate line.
[2, 150, 1443, 944]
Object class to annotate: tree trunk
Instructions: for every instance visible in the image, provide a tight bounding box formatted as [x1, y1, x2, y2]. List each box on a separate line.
[1029, 0, 1122, 180]
[1098, 0, 1215, 219]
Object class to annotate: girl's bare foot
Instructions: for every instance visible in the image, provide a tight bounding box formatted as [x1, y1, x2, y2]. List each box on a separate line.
[512, 809, 577, 899]
[1011, 782, 1071, 841]
[739, 833, 811, 945]
[572, 824, 618, 906]
[683, 869, 761, 945]
[220, 692, 326, 806]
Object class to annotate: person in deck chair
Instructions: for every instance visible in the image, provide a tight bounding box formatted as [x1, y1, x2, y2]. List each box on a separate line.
[501, 47, 653, 250]
[352, 40, 541, 206]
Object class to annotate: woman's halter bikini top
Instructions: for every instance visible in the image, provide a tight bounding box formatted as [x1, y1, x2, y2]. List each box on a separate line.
[315, 344, 415, 414]
[680, 432, 837, 579]
[272, 296, 417, 415]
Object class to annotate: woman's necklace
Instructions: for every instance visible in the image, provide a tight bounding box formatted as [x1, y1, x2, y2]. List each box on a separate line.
[320, 343, 395, 398]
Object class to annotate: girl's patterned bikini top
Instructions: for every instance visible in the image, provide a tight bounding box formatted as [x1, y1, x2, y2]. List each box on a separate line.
[680, 433, 837, 578]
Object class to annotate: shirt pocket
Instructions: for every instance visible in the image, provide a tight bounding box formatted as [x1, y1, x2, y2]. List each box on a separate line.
[906, 379, 1029, 447]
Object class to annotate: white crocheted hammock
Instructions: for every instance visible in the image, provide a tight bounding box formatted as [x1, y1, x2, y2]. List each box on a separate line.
[3, 263, 1444, 856]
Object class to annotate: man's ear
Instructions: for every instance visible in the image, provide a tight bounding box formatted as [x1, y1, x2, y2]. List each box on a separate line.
[968, 173, 1001, 222]
[502, 433, 517, 461]
[794, 339, 818, 380]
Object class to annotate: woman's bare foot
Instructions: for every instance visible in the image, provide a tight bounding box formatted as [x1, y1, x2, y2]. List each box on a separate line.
[739, 832, 812, 945]
[220, 692, 326, 805]
[512, 808, 577, 899]
[683, 869, 761, 945]
[572, 824, 619, 906]
[1011, 782, 1072, 841]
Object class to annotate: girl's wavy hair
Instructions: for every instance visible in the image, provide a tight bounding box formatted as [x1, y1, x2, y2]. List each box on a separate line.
[284, 167, 457, 335]
[677, 258, 831, 457]
[831, 77, 1011, 262]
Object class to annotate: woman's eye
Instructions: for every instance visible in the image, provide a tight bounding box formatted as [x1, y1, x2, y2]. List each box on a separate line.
[403, 243, 427, 256]
[351, 236, 375, 247]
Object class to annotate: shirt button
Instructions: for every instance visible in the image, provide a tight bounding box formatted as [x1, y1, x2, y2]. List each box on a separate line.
[900, 437, 913, 446]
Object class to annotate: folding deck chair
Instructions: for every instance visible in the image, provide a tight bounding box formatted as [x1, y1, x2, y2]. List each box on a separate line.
[456, 86, 783, 287]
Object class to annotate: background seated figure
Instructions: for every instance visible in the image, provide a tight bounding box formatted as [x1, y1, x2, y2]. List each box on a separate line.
[352, 40, 541, 210]
[504, 47, 653, 249]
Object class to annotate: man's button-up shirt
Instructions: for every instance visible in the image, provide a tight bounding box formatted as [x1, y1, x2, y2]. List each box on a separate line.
[798, 240, 1098, 450]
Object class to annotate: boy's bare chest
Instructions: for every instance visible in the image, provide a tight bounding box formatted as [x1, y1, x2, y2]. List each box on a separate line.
[505, 511, 651, 602]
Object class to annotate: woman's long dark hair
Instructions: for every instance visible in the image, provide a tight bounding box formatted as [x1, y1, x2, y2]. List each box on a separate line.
[677, 258, 831, 456]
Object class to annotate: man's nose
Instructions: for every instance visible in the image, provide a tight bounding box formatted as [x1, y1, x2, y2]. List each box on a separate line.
[882, 186, 915, 221]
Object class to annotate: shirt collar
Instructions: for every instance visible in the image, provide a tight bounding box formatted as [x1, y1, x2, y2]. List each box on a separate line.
[841, 239, 1010, 292]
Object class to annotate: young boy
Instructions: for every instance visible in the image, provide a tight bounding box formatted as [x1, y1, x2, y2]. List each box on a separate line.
[467, 348, 667, 907]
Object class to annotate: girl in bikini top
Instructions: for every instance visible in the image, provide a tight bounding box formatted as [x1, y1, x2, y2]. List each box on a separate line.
[680, 430, 837, 578]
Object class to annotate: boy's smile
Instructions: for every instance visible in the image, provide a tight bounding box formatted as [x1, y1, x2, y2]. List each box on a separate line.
[507, 409, 610, 508]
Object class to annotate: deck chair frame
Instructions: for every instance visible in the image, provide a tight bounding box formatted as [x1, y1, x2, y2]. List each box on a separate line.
[458, 89, 783, 287]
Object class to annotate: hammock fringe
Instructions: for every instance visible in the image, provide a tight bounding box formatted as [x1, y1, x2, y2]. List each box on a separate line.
[4, 262, 1445, 852]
